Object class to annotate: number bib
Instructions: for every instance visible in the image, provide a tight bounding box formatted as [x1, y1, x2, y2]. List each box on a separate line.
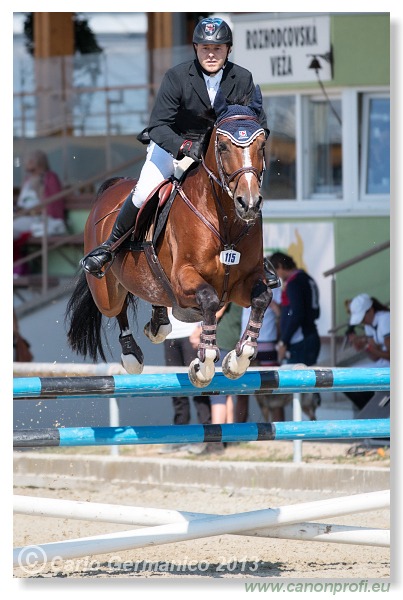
[219, 250, 241, 265]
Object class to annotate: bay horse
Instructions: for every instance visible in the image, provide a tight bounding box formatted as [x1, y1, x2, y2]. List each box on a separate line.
[66, 86, 275, 387]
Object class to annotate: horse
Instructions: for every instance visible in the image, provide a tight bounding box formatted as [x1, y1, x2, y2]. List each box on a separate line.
[65, 86, 276, 388]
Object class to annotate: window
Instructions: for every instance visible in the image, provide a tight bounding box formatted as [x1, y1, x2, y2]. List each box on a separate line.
[361, 95, 390, 198]
[261, 89, 389, 215]
[304, 96, 342, 199]
[261, 95, 296, 200]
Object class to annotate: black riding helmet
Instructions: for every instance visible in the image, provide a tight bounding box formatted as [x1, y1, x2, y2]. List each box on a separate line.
[193, 17, 233, 46]
[193, 18, 233, 74]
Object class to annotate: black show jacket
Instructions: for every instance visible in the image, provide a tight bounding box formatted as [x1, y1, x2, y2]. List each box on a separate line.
[147, 59, 269, 159]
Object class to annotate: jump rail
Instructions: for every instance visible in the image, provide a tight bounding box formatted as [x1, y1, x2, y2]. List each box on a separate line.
[13, 367, 390, 399]
[14, 494, 389, 547]
[13, 366, 390, 566]
[14, 490, 390, 567]
[13, 418, 390, 448]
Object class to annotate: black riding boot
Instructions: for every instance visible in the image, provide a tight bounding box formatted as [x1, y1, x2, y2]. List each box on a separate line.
[81, 191, 139, 277]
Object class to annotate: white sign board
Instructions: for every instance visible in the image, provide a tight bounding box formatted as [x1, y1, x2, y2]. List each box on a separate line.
[233, 15, 332, 85]
[263, 221, 335, 337]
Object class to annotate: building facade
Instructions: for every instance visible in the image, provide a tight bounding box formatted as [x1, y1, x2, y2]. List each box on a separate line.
[231, 12, 390, 334]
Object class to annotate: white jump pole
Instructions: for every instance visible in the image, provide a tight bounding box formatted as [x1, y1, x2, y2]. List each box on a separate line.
[13, 494, 389, 548]
[14, 490, 390, 567]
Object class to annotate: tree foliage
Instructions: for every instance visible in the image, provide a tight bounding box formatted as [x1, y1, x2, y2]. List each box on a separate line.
[23, 13, 103, 56]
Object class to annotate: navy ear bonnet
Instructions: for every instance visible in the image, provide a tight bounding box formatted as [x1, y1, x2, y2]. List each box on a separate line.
[214, 85, 266, 147]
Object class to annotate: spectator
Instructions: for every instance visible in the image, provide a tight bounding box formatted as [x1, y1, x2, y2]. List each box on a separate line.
[270, 251, 321, 420]
[189, 302, 243, 454]
[270, 252, 321, 366]
[347, 294, 390, 366]
[14, 150, 66, 274]
[215, 303, 243, 425]
[344, 294, 390, 410]
[235, 287, 292, 423]
[159, 309, 211, 454]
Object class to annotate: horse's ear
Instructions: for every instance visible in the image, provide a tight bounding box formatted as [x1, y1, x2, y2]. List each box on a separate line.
[249, 85, 262, 115]
[214, 88, 228, 119]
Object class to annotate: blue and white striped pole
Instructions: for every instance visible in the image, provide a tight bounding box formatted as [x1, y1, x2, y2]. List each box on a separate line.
[13, 367, 390, 399]
[13, 419, 390, 448]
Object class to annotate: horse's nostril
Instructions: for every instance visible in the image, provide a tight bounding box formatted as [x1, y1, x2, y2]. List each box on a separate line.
[236, 197, 247, 211]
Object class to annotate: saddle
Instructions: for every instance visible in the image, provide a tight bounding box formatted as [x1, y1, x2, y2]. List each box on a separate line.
[123, 156, 196, 250]
[120, 158, 202, 321]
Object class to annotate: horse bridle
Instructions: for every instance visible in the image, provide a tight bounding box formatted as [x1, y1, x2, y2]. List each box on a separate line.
[174, 115, 266, 306]
[210, 114, 266, 198]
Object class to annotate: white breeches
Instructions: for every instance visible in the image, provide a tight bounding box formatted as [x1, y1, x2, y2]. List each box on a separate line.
[131, 142, 176, 208]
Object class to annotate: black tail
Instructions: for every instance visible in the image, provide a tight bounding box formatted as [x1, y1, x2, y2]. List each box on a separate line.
[65, 270, 139, 363]
[65, 271, 108, 362]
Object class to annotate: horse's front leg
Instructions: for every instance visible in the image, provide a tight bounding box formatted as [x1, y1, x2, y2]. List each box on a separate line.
[222, 280, 273, 380]
[188, 284, 221, 388]
[144, 305, 172, 343]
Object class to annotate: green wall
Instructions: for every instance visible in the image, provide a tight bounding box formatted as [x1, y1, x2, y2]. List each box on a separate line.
[261, 13, 389, 92]
[332, 14, 390, 86]
[334, 217, 390, 323]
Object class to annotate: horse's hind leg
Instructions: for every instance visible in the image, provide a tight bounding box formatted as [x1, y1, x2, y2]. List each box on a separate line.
[117, 298, 144, 374]
[188, 284, 221, 388]
[144, 305, 172, 343]
[222, 280, 272, 380]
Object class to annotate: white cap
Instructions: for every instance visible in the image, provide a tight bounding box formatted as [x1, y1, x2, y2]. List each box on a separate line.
[349, 293, 373, 325]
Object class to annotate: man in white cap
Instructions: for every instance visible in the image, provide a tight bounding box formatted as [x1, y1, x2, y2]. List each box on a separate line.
[348, 293, 390, 367]
[343, 293, 390, 412]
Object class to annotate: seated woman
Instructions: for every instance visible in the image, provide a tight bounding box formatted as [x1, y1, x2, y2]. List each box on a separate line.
[14, 149, 67, 274]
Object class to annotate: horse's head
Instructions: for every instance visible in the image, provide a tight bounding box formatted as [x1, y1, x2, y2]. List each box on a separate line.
[212, 86, 267, 223]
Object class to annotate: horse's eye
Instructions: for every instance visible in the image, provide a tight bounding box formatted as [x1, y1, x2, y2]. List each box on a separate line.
[218, 141, 228, 152]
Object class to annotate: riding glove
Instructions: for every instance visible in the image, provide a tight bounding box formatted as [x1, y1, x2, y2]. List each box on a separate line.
[178, 139, 202, 163]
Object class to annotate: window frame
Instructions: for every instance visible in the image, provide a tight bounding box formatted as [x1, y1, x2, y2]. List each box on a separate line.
[301, 92, 343, 201]
[261, 87, 390, 219]
[359, 92, 390, 204]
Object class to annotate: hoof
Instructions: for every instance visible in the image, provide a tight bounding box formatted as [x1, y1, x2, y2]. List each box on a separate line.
[119, 332, 144, 374]
[188, 348, 217, 388]
[144, 321, 172, 344]
[222, 346, 254, 380]
[121, 353, 144, 375]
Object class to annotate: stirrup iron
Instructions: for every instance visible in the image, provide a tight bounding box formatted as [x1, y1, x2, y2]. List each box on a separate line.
[80, 246, 116, 279]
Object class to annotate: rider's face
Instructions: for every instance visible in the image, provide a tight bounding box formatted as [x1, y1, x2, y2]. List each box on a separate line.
[195, 44, 229, 73]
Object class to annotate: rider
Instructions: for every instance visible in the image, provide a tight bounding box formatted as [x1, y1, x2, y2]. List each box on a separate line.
[81, 17, 269, 278]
